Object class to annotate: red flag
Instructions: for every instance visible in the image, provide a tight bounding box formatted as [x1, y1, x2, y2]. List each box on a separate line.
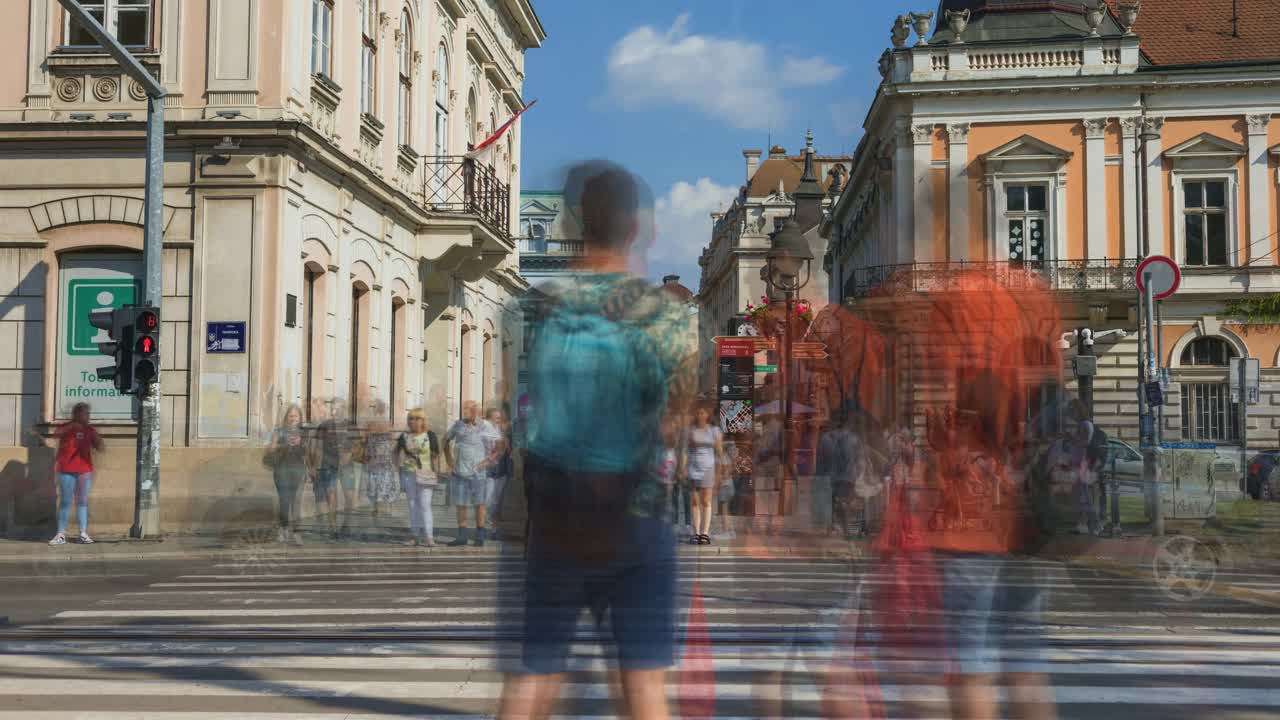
[466, 99, 537, 159]
[678, 580, 715, 720]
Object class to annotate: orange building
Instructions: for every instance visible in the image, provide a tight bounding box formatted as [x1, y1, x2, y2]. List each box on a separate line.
[829, 0, 1280, 454]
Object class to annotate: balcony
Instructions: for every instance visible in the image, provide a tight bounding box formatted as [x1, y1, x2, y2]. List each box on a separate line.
[843, 259, 1141, 300]
[422, 156, 511, 240]
[518, 237, 584, 255]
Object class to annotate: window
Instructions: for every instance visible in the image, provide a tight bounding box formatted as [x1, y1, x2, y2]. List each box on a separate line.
[1181, 383, 1240, 442]
[434, 44, 449, 155]
[1005, 184, 1048, 264]
[66, 0, 151, 48]
[360, 0, 379, 117]
[397, 12, 412, 147]
[1180, 336, 1238, 367]
[1183, 180, 1229, 266]
[1179, 337, 1240, 443]
[311, 0, 333, 78]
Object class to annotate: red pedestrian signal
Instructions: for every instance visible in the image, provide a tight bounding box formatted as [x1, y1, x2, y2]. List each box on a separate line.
[136, 310, 158, 332]
[135, 334, 157, 356]
[128, 305, 160, 393]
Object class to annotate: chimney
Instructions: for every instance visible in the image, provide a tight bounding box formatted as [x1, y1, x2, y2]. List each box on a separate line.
[743, 149, 762, 183]
[662, 274, 680, 285]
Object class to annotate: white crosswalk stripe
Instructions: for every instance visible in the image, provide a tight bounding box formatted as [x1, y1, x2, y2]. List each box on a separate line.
[3, 552, 1279, 718]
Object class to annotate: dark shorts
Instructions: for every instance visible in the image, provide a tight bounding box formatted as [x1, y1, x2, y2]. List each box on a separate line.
[314, 467, 353, 500]
[941, 552, 1046, 675]
[503, 517, 678, 675]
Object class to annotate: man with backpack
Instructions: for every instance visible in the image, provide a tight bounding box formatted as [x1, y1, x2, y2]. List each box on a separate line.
[497, 161, 695, 720]
[1066, 399, 1107, 535]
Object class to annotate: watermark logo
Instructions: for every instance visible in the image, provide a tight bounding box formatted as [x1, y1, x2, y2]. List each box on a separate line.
[1151, 535, 1217, 601]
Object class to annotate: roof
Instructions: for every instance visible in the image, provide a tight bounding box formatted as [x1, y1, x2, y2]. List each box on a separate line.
[1104, 0, 1280, 66]
[932, 0, 1123, 43]
[746, 153, 850, 199]
[659, 276, 695, 302]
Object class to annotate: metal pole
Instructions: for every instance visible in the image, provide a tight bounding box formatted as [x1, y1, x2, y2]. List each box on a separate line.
[131, 88, 164, 538]
[781, 291, 793, 518]
[1078, 328, 1095, 419]
[1145, 272, 1163, 536]
[1240, 359, 1249, 497]
[57, 1, 166, 538]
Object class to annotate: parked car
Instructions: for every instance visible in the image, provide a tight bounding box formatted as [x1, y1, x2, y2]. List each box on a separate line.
[1103, 438, 1143, 483]
[1246, 451, 1280, 501]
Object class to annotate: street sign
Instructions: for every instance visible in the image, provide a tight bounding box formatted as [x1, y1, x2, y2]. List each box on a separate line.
[207, 321, 247, 353]
[717, 338, 756, 358]
[755, 364, 778, 373]
[792, 341, 829, 360]
[1229, 357, 1260, 405]
[1135, 255, 1181, 299]
[1144, 381, 1164, 407]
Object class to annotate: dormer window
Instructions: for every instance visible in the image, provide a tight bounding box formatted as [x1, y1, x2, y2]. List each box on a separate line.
[65, 0, 152, 48]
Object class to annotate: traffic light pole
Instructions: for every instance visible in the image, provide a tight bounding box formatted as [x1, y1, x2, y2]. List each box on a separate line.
[58, 0, 165, 537]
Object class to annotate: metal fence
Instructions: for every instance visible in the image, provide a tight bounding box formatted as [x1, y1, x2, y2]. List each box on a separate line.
[844, 259, 1141, 299]
[422, 155, 510, 238]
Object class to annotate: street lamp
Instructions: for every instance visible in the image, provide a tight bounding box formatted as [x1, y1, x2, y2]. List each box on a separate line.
[765, 217, 813, 517]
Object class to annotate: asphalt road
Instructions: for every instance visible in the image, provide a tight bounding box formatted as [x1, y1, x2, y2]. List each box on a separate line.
[1, 528, 1279, 719]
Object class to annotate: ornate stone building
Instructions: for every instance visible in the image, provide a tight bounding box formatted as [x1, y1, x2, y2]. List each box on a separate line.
[0, 0, 544, 533]
[697, 135, 850, 393]
[828, 0, 1280, 454]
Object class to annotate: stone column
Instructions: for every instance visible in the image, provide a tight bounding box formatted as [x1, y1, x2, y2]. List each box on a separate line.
[1084, 117, 1109, 261]
[946, 123, 970, 262]
[893, 120, 915, 265]
[1120, 117, 1140, 259]
[1247, 114, 1272, 266]
[911, 122, 935, 263]
[1142, 116, 1165, 256]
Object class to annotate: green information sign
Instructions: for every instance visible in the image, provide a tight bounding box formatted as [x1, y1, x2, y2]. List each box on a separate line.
[57, 255, 142, 418]
[65, 278, 138, 355]
[755, 364, 778, 373]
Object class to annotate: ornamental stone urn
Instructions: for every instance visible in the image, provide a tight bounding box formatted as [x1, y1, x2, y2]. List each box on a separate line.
[891, 15, 912, 48]
[945, 8, 970, 42]
[1117, 2, 1140, 35]
[1085, 2, 1106, 36]
[911, 11, 935, 46]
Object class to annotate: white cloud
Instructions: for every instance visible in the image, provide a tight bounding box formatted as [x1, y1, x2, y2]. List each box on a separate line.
[606, 15, 844, 131]
[643, 178, 739, 288]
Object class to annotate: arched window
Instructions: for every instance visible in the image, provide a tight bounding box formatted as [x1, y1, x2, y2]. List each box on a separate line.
[1180, 336, 1238, 366]
[396, 11, 413, 148]
[434, 44, 449, 156]
[1179, 336, 1240, 443]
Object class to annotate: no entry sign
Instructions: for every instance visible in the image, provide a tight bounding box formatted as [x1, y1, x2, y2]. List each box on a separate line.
[1136, 255, 1181, 299]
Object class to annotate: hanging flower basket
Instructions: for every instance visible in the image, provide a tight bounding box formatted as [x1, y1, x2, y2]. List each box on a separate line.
[745, 296, 814, 335]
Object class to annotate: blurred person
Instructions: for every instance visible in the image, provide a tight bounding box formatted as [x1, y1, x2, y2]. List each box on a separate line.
[904, 273, 1059, 720]
[498, 161, 693, 720]
[444, 400, 498, 546]
[266, 404, 309, 544]
[313, 400, 356, 536]
[363, 404, 399, 528]
[49, 402, 104, 545]
[484, 407, 513, 541]
[397, 409, 440, 546]
[680, 403, 724, 545]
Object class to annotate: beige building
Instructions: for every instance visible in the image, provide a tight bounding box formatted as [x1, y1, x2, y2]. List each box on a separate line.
[696, 135, 849, 393]
[0, 0, 544, 534]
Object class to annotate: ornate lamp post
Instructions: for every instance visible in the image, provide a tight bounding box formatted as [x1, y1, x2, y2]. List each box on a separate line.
[765, 217, 813, 516]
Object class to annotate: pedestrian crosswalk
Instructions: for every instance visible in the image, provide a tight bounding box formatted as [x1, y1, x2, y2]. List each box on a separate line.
[3, 549, 1280, 718]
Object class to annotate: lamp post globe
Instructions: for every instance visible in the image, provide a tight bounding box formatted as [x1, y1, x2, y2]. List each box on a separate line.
[766, 217, 814, 292]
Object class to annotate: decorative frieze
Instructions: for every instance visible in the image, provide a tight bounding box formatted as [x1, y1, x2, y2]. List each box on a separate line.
[910, 123, 934, 144]
[1119, 115, 1141, 138]
[946, 122, 970, 144]
[1247, 113, 1271, 135]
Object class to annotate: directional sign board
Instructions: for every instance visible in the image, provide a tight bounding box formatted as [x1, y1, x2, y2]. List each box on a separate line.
[1135, 255, 1181, 299]
[792, 341, 828, 360]
[717, 338, 756, 358]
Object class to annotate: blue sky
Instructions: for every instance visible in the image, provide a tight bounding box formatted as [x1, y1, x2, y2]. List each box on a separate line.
[519, 0, 921, 290]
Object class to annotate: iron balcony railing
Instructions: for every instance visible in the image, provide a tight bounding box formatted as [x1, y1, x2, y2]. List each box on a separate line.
[422, 155, 511, 239]
[843, 259, 1141, 299]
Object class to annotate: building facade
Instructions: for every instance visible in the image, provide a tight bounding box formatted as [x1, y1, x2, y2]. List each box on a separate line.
[697, 135, 850, 393]
[827, 0, 1280, 452]
[0, 0, 544, 534]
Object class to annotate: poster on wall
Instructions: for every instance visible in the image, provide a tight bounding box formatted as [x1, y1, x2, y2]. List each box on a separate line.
[56, 253, 143, 419]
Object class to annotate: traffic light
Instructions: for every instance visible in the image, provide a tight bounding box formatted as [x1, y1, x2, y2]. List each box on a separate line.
[130, 306, 160, 393]
[88, 307, 131, 393]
